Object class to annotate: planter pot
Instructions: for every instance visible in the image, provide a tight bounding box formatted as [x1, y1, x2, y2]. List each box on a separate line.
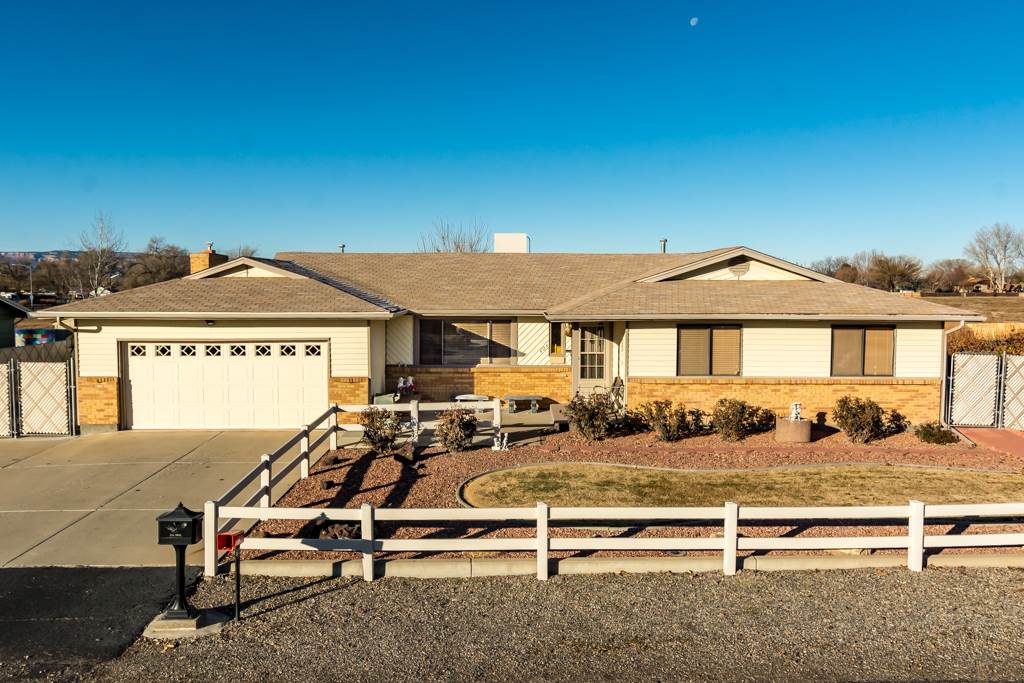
[775, 418, 812, 443]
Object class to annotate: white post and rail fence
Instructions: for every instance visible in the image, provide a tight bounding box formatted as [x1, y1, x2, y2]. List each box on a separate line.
[203, 401, 1024, 581]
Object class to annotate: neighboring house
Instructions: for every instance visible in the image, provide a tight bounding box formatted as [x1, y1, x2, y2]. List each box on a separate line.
[41, 241, 981, 434]
[0, 297, 31, 347]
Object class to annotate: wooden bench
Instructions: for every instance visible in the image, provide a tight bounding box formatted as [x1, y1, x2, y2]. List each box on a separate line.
[504, 395, 542, 413]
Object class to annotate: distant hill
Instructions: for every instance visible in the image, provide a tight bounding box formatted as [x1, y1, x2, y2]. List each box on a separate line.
[0, 250, 140, 262]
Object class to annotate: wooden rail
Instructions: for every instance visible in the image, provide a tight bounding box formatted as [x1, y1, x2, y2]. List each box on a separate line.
[204, 499, 1024, 579]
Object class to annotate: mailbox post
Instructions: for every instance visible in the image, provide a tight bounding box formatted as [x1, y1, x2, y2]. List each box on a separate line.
[156, 502, 204, 620]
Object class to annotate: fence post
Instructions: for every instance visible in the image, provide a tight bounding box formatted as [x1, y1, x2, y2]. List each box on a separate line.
[299, 425, 310, 479]
[329, 403, 339, 451]
[410, 399, 420, 447]
[260, 454, 272, 507]
[492, 398, 502, 431]
[723, 501, 738, 576]
[536, 501, 549, 580]
[203, 500, 218, 577]
[361, 502, 375, 582]
[908, 500, 925, 572]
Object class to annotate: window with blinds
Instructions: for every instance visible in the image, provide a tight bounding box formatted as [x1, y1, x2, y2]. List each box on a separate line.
[418, 319, 513, 366]
[831, 326, 894, 376]
[677, 325, 741, 376]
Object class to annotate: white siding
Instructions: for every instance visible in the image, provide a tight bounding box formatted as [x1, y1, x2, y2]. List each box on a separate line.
[369, 320, 387, 393]
[385, 315, 414, 365]
[685, 260, 809, 281]
[626, 322, 677, 377]
[895, 323, 943, 378]
[517, 317, 550, 366]
[741, 323, 832, 377]
[74, 318, 370, 378]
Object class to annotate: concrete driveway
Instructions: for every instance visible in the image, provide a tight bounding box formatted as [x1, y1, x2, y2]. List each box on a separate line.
[0, 431, 310, 567]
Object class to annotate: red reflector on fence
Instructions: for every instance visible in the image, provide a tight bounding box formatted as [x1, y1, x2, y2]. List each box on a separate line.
[216, 530, 245, 552]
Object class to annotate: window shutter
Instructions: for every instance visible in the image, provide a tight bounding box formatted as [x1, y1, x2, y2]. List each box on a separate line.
[711, 327, 741, 376]
[419, 319, 442, 365]
[678, 327, 710, 375]
[863, 328, 894, 376]
[489, 320, 512, 364]
[831, 327, 864, 376]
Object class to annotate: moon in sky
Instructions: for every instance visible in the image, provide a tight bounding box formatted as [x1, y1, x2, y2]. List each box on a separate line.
[690, 17, 699, 27]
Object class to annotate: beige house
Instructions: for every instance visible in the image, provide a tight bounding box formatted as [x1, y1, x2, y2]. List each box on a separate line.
[43, 243, 980, 433]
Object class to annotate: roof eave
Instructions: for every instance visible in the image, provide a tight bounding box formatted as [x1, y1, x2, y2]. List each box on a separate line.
[545, 313, 986, 322]
[45, 311, 397, 320]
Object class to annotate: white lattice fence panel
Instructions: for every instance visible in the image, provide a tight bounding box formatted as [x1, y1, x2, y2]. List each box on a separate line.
[0, 366, 11, 438]
[18, 362, 70, 435]
[1002, 355, 1024, 430]
[949, 353, 1000, 427]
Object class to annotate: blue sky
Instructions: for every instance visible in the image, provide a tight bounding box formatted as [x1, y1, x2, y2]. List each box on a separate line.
[0, 1, 1021, 262]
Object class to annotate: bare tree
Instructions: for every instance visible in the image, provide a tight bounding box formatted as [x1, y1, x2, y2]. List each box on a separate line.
[924, 258, 975, 292]
[121, 237, 188, 289]
[417, 219, 489, 253]
[964, 223, 1023, 292]
[808, 256, 847, 278]
[867, 254, 923, 291]
[227, 244, 259, 258]
[76, 211, 126, 296]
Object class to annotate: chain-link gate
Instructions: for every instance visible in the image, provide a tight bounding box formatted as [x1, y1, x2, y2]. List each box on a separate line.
[1, 358, 76, 438]
[0, 363, 12, 438]
[947, 352, 1024, 429]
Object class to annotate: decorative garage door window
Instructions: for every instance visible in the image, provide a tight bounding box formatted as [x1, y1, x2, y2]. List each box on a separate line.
[125, 341, 329, 429]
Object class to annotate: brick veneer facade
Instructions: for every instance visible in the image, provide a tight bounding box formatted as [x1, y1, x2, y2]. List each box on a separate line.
[627, 377, 942, 424]
[77, 376, 120, 433]
[329, 376, 371, 423]
[386, 365, 572, 407]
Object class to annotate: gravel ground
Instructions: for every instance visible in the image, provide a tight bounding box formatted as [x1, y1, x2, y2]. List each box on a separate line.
[79, 568, 1024, 682]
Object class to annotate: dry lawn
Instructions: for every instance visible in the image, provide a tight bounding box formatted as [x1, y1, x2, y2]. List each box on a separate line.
[461, 463, 1024, 507]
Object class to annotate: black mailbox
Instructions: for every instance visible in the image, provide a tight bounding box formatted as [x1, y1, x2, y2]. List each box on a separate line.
[157, 502, 203, 546]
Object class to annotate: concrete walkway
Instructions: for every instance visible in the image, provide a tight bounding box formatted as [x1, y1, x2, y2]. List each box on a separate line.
[0, 430, 310, 567]
[958, 427, 1024, 457]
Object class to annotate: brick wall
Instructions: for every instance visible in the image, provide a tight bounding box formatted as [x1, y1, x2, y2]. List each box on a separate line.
[77, 376, 119, 431]
[627, 377, 942, 423]
[329, 377, 370, 423]
[386, 365, 572, 407]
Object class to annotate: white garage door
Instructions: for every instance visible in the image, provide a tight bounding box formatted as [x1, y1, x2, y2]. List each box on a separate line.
[125, 341, 328, 429]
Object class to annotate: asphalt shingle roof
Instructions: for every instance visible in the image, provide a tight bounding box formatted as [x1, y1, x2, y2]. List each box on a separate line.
[43, 277, 388, 316]
[547, 280, 982, 319]
[275, 250, 733, 312]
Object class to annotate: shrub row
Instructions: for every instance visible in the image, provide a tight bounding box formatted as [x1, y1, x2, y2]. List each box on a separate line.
[566, 394, 958, 445]
[359, 405, 478, 454]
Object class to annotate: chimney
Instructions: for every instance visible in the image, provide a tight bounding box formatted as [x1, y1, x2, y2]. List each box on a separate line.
[659, 238, 668, 254]
[189, 242, 230, 274]
[493, 233, 530, 253]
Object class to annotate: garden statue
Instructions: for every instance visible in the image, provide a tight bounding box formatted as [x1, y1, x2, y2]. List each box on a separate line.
[789, 402, 802, 421]
[492, 431, 509, 451]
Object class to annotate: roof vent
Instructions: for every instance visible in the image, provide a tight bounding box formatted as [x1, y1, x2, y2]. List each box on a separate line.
[494, 233, 530, 253]
[727, 256, 750, 279]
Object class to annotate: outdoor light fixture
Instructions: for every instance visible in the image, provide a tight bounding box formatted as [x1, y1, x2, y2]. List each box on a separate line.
[216, 530, 246, 621]
[205, 320, 216, 326]
[156, 502, 204, 620]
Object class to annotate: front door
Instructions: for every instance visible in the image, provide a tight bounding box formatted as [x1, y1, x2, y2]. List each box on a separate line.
[575, 324, 609, 395]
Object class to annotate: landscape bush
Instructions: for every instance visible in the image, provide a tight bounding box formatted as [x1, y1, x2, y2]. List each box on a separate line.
[832, 395, 907, 443]
[711, 398, 775, 441]
[435, 408, 478, 452]
[636, 400, 708, 441]
[358, 406, 403, 452]
[565, 392, 616, 440]
[914, 421, 960, 445]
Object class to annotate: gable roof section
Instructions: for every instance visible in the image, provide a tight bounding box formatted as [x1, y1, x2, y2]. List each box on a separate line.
[639, 247, 837, 283]
[42, 276, 395, 319]
[1, 297, 31, 318]
[275, 250, 733, 314]
[548, 280, 983, 321]
[184, 256, 305, 279]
